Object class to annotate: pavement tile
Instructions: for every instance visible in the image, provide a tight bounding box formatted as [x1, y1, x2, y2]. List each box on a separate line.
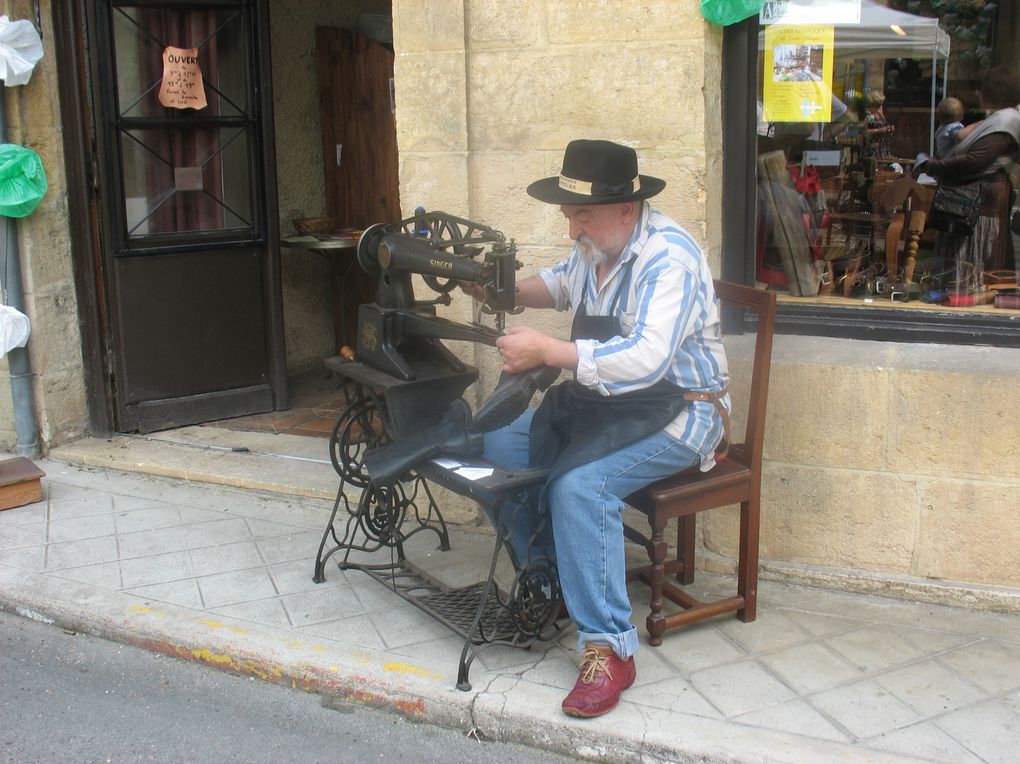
[689, 658, 798, 718]
[112, 505, 182, 533]
[117, 525, 192, 559]
[111, 494, 178, 514]
[626, 674, 724, 718]
[874, 659, 991, 717]
[184, 517, 254, 549]
[0, 503, 46, 526]
[758, 640, 865, 695]
[733, 698, 851, 743]
[119, 550, 193, 588]
[936, 639, 1020, 695]
[824, 624, 931, 673]
[209, 597, 294, 630]
[865, 721, 985, 763]
[297, 613, 387, 651]
[254, 531, 324, 565]
[124, 579, 204, 609]
[49, 560, 121, 589]
[935, 699, 1020, 764]
[270, 558, 350, 594]
[46, 513, 117, 544]
[48, 493, 114, 519]
[45, 536, 120, 570]
[197, 567, 279, 609]
[0, 521, 46, 550]
[189, 540, 263, 577]
[281, 584, 367, 628]
[716, 608, 815, 654]
[810, 678, 922, 739]
[0, 545, 45, 571]
[779, 609, 869, 638]
[368, 604, 463, 648]
[653, 622, 748, 674]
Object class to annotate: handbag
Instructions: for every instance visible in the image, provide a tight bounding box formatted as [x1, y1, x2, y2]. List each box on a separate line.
[925, 182, 983, 235]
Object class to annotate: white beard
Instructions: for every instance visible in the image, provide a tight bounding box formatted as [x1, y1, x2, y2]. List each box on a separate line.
[576, 235, 613, 267]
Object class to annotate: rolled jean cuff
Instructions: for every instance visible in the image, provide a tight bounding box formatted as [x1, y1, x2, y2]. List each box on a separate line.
[576, 626, 640, 659]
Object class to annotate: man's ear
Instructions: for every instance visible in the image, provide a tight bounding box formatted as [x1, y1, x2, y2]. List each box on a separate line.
[620, 201, 638, 224]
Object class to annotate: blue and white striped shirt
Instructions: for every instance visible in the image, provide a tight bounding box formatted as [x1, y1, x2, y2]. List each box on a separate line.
[538, 202, 730, 469]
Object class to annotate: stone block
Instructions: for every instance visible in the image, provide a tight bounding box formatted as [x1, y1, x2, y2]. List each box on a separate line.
[465, 1, 543, 47]
[915, 480, 1020, 586]
[888, 369, 1020, 480]
[467, 46, 705, 150]
[36, 368, 89, 447]
[393, 0, 466, 53]
[398, 153, 470, 218]
[394, 53, 468, 152]
[722, 462, 918, 574]
[764, 360, 889, 470]
[17, 213, 75, 297]
[546, 0, 705, 43]
[19, 286, 84, 376]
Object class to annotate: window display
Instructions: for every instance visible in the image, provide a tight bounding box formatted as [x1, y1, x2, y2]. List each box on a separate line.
[756, 0, 1020, 315]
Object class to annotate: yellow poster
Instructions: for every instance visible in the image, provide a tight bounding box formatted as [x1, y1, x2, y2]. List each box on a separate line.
[762, 26, 835, 123]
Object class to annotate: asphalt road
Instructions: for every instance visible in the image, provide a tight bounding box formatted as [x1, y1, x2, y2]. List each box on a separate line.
[0, 609, 577, 764]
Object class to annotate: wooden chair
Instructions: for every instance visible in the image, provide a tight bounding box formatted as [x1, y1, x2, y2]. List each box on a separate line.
[623, 280, 777, 645]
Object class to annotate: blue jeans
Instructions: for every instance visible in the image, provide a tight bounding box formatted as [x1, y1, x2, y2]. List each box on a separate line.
[482, 408, 701, 658]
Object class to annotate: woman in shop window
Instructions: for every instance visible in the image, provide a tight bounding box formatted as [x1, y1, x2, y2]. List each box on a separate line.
[913, 66, 1020, 290]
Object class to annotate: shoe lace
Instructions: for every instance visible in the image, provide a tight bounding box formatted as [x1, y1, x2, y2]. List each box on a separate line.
[579, 647, 612, 684]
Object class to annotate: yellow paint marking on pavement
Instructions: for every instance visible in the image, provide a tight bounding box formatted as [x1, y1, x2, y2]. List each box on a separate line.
[128, 605, 157, 614]
[199, 619, 224, 628]
[383, 661, 441, 680]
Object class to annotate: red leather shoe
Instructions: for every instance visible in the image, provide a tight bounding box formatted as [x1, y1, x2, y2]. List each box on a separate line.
[561, 642, 636, 718]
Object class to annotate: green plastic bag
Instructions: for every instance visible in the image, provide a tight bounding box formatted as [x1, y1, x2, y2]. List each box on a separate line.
[0, 143, 47, 217]
[700, 0, 765, 26]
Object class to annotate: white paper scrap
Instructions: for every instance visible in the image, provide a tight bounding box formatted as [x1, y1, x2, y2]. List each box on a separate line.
[431, 458, 463, 469]
[453, 466, 494, 480]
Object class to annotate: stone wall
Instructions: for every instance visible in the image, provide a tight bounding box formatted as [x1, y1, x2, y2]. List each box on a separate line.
[0, 1, 87, 451]
[389, 0, 1020, 607]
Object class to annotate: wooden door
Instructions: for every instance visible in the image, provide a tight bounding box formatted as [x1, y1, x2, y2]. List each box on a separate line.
[316, 27, 401, 332]
[85, 0, 286, 433]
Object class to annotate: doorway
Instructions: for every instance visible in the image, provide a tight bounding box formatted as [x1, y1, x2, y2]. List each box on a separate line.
[65, 0, 287, 434]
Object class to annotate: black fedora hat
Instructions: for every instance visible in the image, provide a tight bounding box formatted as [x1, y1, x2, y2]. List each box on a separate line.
[526, 139, 666, 205]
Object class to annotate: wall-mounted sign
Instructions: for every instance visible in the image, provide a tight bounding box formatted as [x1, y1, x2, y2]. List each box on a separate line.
[761, 25, 835, 123]
[158, 46, 208, 110]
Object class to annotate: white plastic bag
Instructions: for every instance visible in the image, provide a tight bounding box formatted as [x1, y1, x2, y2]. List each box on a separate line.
[0, 304, 30, 356]
[0, 16, 44, 87]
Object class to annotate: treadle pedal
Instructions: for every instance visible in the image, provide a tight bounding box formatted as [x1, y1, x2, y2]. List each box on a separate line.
[417, 582, 519, 642]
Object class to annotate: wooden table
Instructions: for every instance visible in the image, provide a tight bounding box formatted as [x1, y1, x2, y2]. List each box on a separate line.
[281, 235, 360, 349]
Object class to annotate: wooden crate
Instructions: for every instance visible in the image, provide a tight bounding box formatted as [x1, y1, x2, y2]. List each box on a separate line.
[0, 457, 45, 510]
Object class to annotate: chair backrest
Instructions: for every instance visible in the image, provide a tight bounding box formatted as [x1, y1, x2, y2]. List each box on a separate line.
[713, 279, 777, 474]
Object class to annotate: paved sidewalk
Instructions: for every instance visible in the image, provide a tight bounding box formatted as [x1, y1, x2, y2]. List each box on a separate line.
[1, 457, 1018, 763]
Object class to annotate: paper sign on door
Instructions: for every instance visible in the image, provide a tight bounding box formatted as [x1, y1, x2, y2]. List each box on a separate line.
[158, 46, 208, 110]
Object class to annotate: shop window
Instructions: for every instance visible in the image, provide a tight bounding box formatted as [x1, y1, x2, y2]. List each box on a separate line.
[752, 0, 1020, 332]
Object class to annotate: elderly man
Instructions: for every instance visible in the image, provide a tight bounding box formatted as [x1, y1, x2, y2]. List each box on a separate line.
[466, 139, 729, 718]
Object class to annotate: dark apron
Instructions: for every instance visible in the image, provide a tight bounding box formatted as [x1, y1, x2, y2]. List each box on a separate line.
[529, 261, 691, 481]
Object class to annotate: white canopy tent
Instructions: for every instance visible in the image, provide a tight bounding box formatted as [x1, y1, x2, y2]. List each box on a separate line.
[762, 0, 950, 152]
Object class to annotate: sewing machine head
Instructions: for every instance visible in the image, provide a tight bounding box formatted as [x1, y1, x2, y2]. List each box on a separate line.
[354, 210, 522, 381]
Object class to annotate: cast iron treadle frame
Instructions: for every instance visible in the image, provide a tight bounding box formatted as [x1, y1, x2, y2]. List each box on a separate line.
[313, 356, 564, 690]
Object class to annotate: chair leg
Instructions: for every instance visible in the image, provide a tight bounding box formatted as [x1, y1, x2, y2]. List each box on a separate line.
[676, 515, 696, 585]
[646, 520, 668, 646]
[736, 498, 760, 622]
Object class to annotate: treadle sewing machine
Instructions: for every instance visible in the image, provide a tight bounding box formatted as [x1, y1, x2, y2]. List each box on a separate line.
[312, 210, 562, 690]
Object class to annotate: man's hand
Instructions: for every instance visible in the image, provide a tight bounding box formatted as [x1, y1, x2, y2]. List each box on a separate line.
[458, 280, 485, 302]
[496, 326, 578, 373]
[495, 326, 547, 373]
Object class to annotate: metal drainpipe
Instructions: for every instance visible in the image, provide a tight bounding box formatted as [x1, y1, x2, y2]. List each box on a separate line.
[0, 84, 41, 459]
